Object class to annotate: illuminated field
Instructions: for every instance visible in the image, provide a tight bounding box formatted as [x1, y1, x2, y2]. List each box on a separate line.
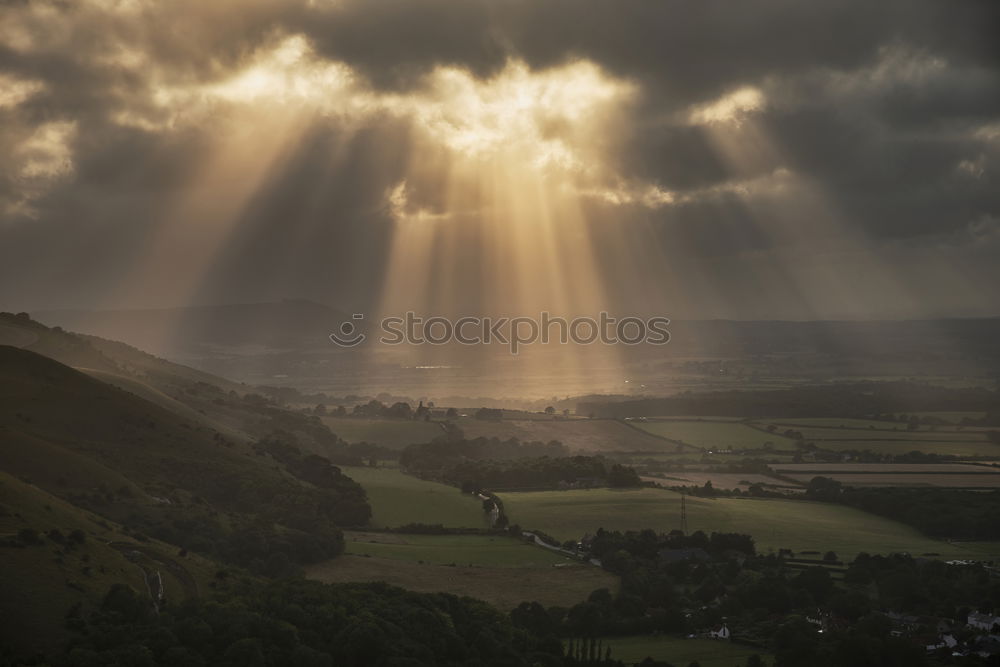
[502, 487, 1000, 559]
[632, 419, 790, 450]
[306, 555, 617, 610]
[341, 466, 486, 528]
[343, 532, 570, 567]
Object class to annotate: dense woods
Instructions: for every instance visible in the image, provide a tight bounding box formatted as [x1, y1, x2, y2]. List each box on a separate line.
[54, 580, 563, 667]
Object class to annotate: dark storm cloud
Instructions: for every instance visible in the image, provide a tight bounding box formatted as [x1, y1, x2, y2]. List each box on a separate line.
[290, 0, 1000, 239]
[299, 0, 998, 103]
[0, 0, 999, 316]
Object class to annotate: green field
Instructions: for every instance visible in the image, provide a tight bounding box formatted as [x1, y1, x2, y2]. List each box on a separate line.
[634, 420, 788, 450]
[802, 439, 999, 458]
[306, 555, 618, 611]
[574, 636, 767, 667]
[344, 532, 570, 566]
[322, 417, 442, 448]
[341, 466, 486, 528]
[745, 419, 998, 457]
[502, 487, 1000, 560]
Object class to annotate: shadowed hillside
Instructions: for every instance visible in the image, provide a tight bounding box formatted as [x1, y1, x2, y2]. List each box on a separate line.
[0, 345, 371, 579]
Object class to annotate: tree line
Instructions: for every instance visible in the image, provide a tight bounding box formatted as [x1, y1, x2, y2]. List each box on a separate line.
[399, 438, 641, 490]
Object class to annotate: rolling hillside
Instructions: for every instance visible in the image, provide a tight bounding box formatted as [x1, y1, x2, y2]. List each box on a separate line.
[0, 470, 218, 655]
[0, 312, 358, 458]
[0, 345, 371, 576]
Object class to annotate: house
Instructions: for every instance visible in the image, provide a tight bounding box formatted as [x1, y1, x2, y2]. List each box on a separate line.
[707, 624, 730, 640]
[968, 612, 1000, 632]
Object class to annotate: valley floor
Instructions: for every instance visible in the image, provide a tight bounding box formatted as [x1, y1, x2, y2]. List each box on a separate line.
[306, 554, 618, 610]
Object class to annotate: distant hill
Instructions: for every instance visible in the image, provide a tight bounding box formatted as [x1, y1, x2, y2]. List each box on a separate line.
[34, 299, 349, 355]
[662, 318, 1000, 359]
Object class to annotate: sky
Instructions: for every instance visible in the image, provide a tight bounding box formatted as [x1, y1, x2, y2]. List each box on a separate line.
[1, 0, 999, 321]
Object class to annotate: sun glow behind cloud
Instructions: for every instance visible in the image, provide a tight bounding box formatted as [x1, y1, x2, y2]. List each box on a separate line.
[688, 86, 765, 126]
[81, 31, 647, 386]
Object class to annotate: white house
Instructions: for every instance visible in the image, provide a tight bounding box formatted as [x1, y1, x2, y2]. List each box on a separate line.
[968, 613, 1000, 632]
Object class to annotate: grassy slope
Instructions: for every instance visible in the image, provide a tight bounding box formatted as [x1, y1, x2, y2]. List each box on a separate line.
[0, 472, 214, 655]
[1, 314, 348, 453]
[340, 466, 485, 528]
[0, 345, 371, 550]
[0, 345, 265, 505]
[502, 487, 1000, 560]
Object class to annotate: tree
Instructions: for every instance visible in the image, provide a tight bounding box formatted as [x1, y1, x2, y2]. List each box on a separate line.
[511, 601, 555, 637]
[387, 402, 413, 419]
[222, 638, 265, 667]
[805, 476, 842, 501]
[102, 584, 153, 621]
